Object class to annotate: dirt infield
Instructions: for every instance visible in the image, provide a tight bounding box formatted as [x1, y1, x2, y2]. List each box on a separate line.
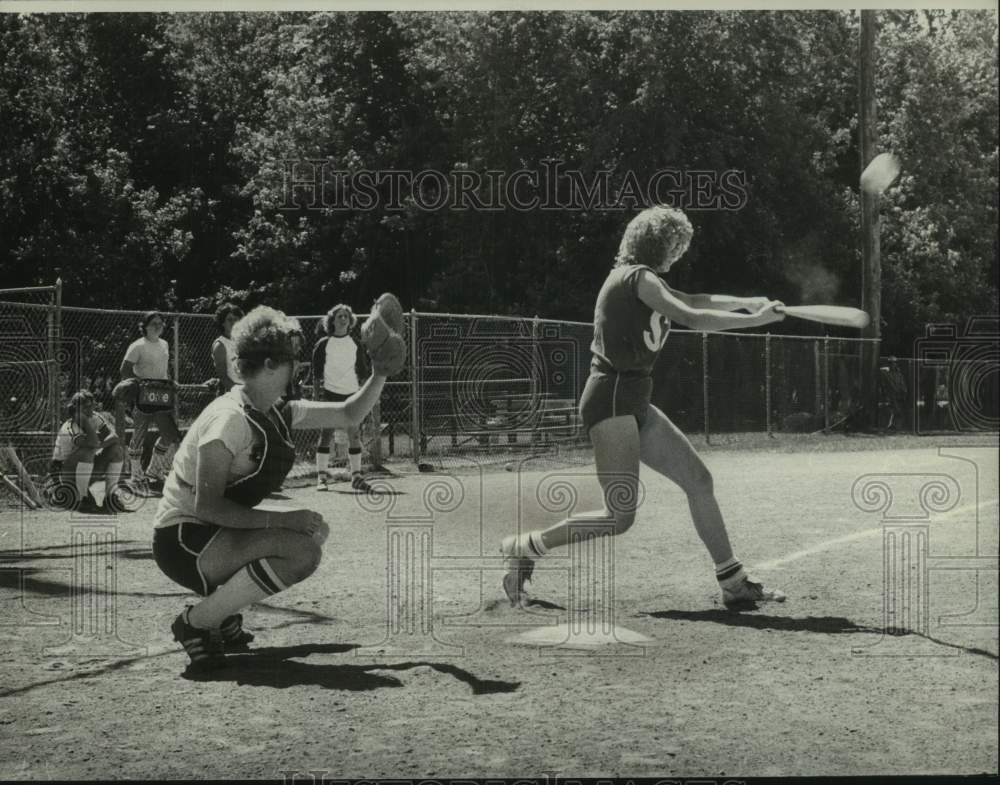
[1, 439, 997, 778]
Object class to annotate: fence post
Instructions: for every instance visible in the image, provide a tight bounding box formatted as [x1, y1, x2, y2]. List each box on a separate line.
[814, 339, 822, 419]
[46, 283, 58, 437]
[172, 317, 181, 423]
[532, 314, 540, 388]
[55, 278, 62, 438]
[765, 333, 772, 437]
[823, 336, 831, 431]
[702, 332, 710, 445]
[410, 311, 421, 465]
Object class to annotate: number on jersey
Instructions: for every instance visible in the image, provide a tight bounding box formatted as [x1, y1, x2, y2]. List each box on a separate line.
[643, 311, 670, 352]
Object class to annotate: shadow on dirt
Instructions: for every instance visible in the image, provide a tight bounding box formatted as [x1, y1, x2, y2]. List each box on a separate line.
[0, 568, 187, 599]
[638, 609, 998, 660]
[0, 540, 144, 560]
[116, 548, 153, 560]
[189, 644, 521, 694]
[638, 608, 882, 634]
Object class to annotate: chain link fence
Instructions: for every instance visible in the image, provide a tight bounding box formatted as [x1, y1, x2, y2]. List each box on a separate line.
[3, 287, 997, 503]
[411, 314, 592, 465]
[0, 285, 64, 504]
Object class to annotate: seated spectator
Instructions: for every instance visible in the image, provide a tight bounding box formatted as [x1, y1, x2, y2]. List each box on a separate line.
[49, 391, 125, 513]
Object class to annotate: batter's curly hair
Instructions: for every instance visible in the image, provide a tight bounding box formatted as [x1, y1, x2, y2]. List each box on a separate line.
[614, 206, 694, 270]
[232, 306, 304, 377]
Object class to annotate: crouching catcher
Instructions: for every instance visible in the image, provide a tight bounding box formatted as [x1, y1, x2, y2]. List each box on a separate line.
[151, 296, 405, 675]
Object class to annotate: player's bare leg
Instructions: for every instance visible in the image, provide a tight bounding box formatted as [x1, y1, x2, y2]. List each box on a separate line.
[144, 411, 181, 484]
[176, 521, 330, 660]
[346, 424, 372, 492]
[316, 428, 333, 490]
[500, 415, 640, 606]
[638, 404, 785, 609]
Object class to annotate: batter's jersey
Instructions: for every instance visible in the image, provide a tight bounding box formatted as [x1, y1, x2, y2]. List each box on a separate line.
[590, 264, 670, 376]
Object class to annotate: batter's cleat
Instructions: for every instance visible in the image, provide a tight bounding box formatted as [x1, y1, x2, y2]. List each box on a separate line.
[501, 558, 534, 608]
[171, 610, 227, 674]
[316, 477, 329, 492]
[500, 536, 535, 607]
[722, 577, 786, 610]
[219, 613, 255, 652]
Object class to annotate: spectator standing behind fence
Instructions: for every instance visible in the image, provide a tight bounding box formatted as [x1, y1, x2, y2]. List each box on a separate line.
[112, 311, 182, 497]
[311, 304, 373, 492]
[211, 303, 245, 394]
[50, 390, 125, 514]
[879, 356, 908, 431]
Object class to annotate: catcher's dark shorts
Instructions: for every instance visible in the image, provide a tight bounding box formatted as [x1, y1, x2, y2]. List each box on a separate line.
[318, 388, 354, 403]
[579, 372, 653, 432]
[152, 521, 223, 596]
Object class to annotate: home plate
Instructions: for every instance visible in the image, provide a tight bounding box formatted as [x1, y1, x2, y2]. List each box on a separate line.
[507, 622, 651, 650]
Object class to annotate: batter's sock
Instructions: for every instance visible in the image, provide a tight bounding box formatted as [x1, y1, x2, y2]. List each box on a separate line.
[504, 531, 548, 560]
[715, 556, 747, 590]
[187, 559, 288, 630]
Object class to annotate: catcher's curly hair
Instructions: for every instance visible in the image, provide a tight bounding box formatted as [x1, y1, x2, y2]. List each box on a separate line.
[318, 303, 357, 337]
[232, 306, 304, 376]
[614, 206, 694, 270]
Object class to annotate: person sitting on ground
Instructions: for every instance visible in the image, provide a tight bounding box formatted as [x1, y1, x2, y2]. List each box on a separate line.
[49, 390, 126, 513]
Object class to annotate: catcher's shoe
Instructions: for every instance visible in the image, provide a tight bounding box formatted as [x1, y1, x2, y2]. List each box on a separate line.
[171, 610, 227, 674]
[219, 613, 255, 652]
[500, 535, 535, 608]
[316, 476, 329, 492]
[722, 577, 786, 610]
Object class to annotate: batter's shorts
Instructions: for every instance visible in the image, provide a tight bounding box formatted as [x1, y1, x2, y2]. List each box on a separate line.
[579, 372, 653, 433]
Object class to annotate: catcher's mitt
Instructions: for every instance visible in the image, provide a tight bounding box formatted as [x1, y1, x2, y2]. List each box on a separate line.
[361, 293, 406, 377]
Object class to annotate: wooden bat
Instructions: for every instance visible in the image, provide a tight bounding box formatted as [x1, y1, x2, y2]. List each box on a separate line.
[775, 304, 870, 329]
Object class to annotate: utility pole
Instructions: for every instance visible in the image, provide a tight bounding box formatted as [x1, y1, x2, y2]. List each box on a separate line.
[859, 10, 882, 429]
